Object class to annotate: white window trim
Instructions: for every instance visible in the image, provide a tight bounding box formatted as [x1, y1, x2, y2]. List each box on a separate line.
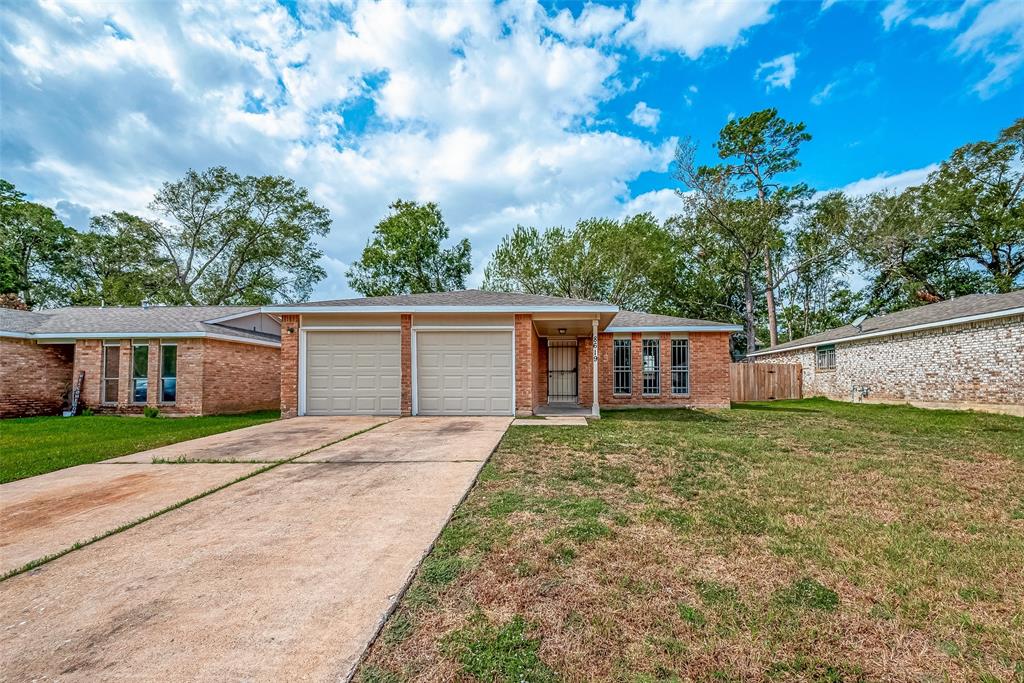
[642, 338, 660, 396]
[612, 338, 632, 396]
[160, 342, 177, 405]
[671, 338, 689, 396]
[101, 342, 120, 405]
[131, 342, 150, 404]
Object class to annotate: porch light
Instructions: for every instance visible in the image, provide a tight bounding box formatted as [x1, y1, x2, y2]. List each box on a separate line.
[558, 328, 567, 335]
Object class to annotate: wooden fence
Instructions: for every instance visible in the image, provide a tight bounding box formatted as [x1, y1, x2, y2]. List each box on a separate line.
[729, 362, 803, 402]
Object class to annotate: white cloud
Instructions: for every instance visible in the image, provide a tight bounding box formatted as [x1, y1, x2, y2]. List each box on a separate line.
[620, 188, 679, 222]
[837, 164, 939, 197]
[953, 0, 1024, 97]
[0, 0, 689, 299]
[628, 101, 661, 130]
[618, 0, 777, 58]
[880, 0, 912, 30]
[755, 52, 798, 90]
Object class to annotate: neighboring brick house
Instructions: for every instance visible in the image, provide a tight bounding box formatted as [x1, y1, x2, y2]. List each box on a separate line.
[748, 291, 1024, 416]
[0, 306, 281, 418]
[263, 290, 740, 418]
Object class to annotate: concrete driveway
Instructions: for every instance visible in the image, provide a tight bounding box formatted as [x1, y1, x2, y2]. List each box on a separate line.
[0, 416, 510, 682]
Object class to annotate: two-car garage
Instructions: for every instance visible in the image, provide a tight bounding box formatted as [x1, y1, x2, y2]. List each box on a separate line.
[302, 328, 513, 416]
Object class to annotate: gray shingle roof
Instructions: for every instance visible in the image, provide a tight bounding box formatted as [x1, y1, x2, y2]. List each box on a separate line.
[608, 310, 741, 330]
[266, 289, 617, 309]
[0, 305, 279, 344]
[752, 290, 1024, 355]
[0, 308, 51, 334]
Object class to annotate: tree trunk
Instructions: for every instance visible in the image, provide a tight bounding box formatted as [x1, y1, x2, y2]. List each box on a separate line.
[764, 251, 779, 346]
[743, 271, 756, 357]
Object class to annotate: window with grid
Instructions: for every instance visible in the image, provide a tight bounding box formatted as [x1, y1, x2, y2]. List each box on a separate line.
[642, 338, 660, 395]
[132, 344, 149, 403]
[612, 338, 631, 394]
[102, 344, 119, 404]
[815, 344, 836, 371]
[161, 344, 177, 403]
[671, 338, 689, 395]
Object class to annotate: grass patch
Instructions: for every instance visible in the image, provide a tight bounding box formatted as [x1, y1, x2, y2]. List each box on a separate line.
[359, 399, 1024, 681]
[0, 410, 279, 482]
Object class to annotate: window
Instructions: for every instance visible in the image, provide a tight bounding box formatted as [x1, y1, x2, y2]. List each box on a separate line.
[132, 344, 149, 403]
[671, 338, 689, 395]
[642, 338, 660, 395]
[816, 344, 836, 371]
[613, 338, 631, 394]
[161, 344, 177, 403]
[102, 344, 120, 404]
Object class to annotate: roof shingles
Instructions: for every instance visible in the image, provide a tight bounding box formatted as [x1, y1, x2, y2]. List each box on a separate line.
[753, 291, 1024, 355]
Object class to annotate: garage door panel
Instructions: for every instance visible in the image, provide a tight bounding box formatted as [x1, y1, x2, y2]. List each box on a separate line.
[305, 331, 401, 416]
[416, 330, 513, 416]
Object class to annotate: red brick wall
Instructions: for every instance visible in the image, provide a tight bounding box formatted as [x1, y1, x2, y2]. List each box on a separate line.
[201, 338, 280, 414]
[597, 331, 731, 409]
[578, 336, 593, 407]
[280, 314, 299, 418]
[0, 339, 74, 418]
[534, 330, 547, 407]
[401, 314, 413, 416]
[514, 314, 534, 415]
[74, 339, 103, 410]
[163, 340, 204, 415]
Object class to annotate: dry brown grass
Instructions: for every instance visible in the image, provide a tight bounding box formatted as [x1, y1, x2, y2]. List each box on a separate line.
[359, 399, 1024, 683]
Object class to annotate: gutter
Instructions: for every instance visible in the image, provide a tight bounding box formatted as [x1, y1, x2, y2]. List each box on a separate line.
[605, 325, 742, 333]
[261, 304, 620, 314]
[1, 330, 281, 348]
[747, 306, 1024, 357]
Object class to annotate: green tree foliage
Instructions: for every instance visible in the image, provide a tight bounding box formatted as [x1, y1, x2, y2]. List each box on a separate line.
[674, 109, 836, 350]
[67, 213, 174, 306]
[133, 166, 332, 305]
[0, 180, 78, 308]
[347, 199, 471, 297]
[482, 214, 674, 311]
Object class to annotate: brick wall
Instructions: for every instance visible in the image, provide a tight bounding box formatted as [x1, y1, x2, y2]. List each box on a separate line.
[401, 314, 413, 416]
[596, 331, 731, 409]
[280, 314, 300, 418]
[578, 336, 593, 407]
[534, 330, 547, 408]
[202, 339, 280, 414]
[756, 314, 1024, 415]
[514, 314, 534, 415]
[0, 339, 74, 418]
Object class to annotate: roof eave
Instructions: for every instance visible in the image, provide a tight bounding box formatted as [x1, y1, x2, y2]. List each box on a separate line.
[605, 325, 742, 333]
[3, 331, 281, 348]
[263, 304, 620, 314]
[747, 305, 1024, 357]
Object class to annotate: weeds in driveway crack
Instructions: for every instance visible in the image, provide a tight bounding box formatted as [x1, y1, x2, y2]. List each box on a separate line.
[0, 420, 391, 582]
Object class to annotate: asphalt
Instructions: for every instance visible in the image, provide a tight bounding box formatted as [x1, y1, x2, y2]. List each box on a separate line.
[0, 415, 510, 681]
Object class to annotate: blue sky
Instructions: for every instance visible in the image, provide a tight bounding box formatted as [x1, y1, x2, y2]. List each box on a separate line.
[1, 0, 1021, 300]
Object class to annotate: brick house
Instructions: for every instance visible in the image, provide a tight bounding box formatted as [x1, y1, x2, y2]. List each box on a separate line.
[748, 291, 1024, 416]
[0, 306, 281, 418]
[1, 291, 739, 419]
[263, 290, 740, 418]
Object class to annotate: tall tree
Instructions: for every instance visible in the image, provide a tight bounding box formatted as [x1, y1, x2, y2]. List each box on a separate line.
[123, 166, 331, 305]
[347, 199, 471, 297]
[0, 179, 78, 308]
[700, 109, 814, 346]
[67, 213, 175, 306]
[482, 214, 675, 310]
[920, 117, 1024, 292]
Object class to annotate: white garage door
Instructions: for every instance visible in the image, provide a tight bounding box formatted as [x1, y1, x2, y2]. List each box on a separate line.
[416, 330, 513, 415]
[305, 330, 401, 415]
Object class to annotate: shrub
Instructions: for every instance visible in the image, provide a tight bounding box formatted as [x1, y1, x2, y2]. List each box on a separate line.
[80, 408, 94, 417]
[143, 405, 160, 418]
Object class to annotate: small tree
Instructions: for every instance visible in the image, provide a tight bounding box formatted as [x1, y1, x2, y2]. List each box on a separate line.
[347, 200, 471, 296]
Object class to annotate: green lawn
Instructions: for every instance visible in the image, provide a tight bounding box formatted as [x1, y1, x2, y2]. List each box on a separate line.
[358, 399, 1023, 682]
[0, 411, 279, 483]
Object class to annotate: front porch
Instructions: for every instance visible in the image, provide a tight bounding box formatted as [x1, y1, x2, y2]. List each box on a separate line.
[525, 315, 607, 418]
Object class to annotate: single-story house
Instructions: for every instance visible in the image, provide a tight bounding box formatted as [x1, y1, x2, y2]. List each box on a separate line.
[0, 306, 282, 418]
[747, 291, 1024, 416]
[0, 290, 741, 418]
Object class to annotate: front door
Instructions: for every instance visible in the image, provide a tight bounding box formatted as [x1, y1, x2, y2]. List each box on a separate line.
[547, 340, 578, 403]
